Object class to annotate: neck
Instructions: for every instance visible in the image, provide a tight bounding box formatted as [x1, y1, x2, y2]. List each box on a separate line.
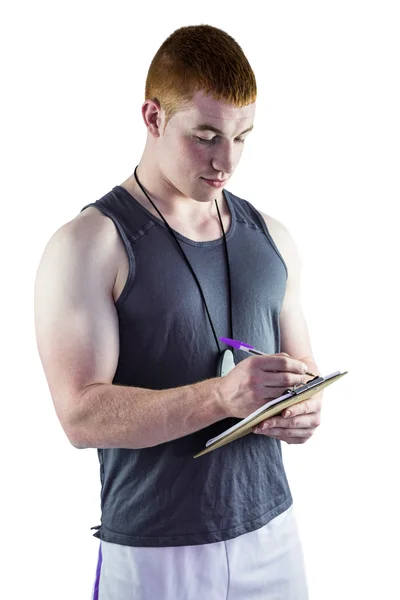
[121, 159, 224, 223]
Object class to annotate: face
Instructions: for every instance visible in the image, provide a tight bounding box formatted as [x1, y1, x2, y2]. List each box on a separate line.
[151, 90, 255, 203]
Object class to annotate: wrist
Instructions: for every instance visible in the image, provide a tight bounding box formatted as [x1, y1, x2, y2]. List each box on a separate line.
[211, 376, 231, 420]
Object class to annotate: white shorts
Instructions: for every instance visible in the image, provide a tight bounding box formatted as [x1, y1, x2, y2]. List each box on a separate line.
[92, 504, 308, 600]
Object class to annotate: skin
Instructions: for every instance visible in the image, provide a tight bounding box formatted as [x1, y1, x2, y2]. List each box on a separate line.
[34, 88, 323, 449]
[122, 90, 323, 445]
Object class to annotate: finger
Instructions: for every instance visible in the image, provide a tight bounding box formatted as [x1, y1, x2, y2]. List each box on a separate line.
[260, 372, 307, 387]
[272, 354, 308, 374]
[281, 396, 323, 418]
[253, 354, 307, 375]
[257, 427, 315, 440]
[259, 413, 321, 431]
[261, 386, 297, 400]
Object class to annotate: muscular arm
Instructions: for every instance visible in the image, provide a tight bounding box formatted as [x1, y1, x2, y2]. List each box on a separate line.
[254, 213, 323, 441]
[34, 211, 226, 450]
[261, 213, 320, 371]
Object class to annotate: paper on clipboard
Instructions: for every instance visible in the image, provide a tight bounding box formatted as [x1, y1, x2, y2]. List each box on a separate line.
[206, 371, 339, 446]
[193, 370, 347, 458]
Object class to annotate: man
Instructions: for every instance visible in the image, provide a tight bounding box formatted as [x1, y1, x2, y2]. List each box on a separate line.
[34, 24, 322, 599]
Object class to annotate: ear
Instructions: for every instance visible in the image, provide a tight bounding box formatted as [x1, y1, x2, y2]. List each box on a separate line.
[141, 99, 164, 138]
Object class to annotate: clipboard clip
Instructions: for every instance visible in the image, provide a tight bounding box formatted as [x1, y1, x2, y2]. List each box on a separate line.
[287, 375, 325, 395]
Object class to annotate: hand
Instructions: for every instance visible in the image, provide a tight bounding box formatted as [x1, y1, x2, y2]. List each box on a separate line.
[253, 392, 323, 444]
[219, 352, 309, 419]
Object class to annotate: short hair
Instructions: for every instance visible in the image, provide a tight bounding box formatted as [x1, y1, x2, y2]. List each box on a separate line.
[145, 24, 257, 133]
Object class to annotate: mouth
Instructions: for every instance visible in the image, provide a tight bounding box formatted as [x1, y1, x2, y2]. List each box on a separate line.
[201, 177, 227, 188]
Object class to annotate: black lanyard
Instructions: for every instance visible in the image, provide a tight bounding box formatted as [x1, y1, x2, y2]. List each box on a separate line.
[133, 165, 233, 360]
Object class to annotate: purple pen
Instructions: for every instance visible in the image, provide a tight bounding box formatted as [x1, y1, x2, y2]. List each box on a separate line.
[220, 337, 316, 376]
[219, 337, 266, 356]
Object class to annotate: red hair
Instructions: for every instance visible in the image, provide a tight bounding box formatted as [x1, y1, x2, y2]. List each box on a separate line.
[145, 24, 257, 132]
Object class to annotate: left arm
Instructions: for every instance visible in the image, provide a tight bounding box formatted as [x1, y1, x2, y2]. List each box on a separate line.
[253, 213, 323, 444]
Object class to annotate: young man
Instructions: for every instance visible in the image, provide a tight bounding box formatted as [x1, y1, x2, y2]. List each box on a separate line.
[34, 24, 323, 599]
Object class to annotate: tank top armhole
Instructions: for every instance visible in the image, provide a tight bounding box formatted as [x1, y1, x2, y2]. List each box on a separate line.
[80, 202, 136, 310]
[243, 200, 288, 281]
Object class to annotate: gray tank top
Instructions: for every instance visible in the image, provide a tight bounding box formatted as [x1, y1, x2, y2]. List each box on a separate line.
[80, 185, 292, 547]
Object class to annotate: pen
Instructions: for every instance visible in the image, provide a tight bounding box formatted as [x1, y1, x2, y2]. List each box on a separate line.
[219, 337, 316, 377]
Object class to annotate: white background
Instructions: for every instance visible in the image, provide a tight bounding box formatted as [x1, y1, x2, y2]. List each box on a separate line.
[1, 1, 399, 598]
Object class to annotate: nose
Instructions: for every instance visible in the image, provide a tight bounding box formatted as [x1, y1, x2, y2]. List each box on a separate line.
[211, 142, 236, 176]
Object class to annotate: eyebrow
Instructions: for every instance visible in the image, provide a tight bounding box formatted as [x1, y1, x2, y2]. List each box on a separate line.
[193, 124, 254, 136]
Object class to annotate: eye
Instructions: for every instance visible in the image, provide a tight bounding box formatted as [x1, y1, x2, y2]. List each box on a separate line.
[195, 136, 245, 145]
[196, 136, 216, 144]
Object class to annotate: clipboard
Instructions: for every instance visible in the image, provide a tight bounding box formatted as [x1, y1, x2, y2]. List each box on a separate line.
[193, 370, 348, 458]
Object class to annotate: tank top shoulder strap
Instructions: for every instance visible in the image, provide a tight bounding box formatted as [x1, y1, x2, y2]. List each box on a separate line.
[226, 190, 287, 274]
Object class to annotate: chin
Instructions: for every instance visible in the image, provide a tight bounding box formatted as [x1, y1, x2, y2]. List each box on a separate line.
[190, 192, 212, 203]
[195, 182, 221, 197]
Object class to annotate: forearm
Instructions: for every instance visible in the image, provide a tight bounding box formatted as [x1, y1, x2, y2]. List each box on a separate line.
[69, 378, 227, 450]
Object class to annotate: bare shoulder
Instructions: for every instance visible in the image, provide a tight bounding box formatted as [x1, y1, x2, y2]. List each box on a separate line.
[34, 206, 122, 444]
[69, 205, 121, 251]
[259, 211, 302, 278]
[49, 206, 124, 288]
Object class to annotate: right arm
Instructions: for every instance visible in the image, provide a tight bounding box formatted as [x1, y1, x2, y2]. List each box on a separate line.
[34, 211, 307, 450]
[33, 212, 227, 450]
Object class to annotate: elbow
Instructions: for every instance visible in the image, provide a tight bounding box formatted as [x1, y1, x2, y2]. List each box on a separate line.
[69, 437, 88, 450]
[52, 389, 93, 449]
[62, 413, 90, 449]
[66, 426, 89, 449]
[65, 384, 102, 449]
